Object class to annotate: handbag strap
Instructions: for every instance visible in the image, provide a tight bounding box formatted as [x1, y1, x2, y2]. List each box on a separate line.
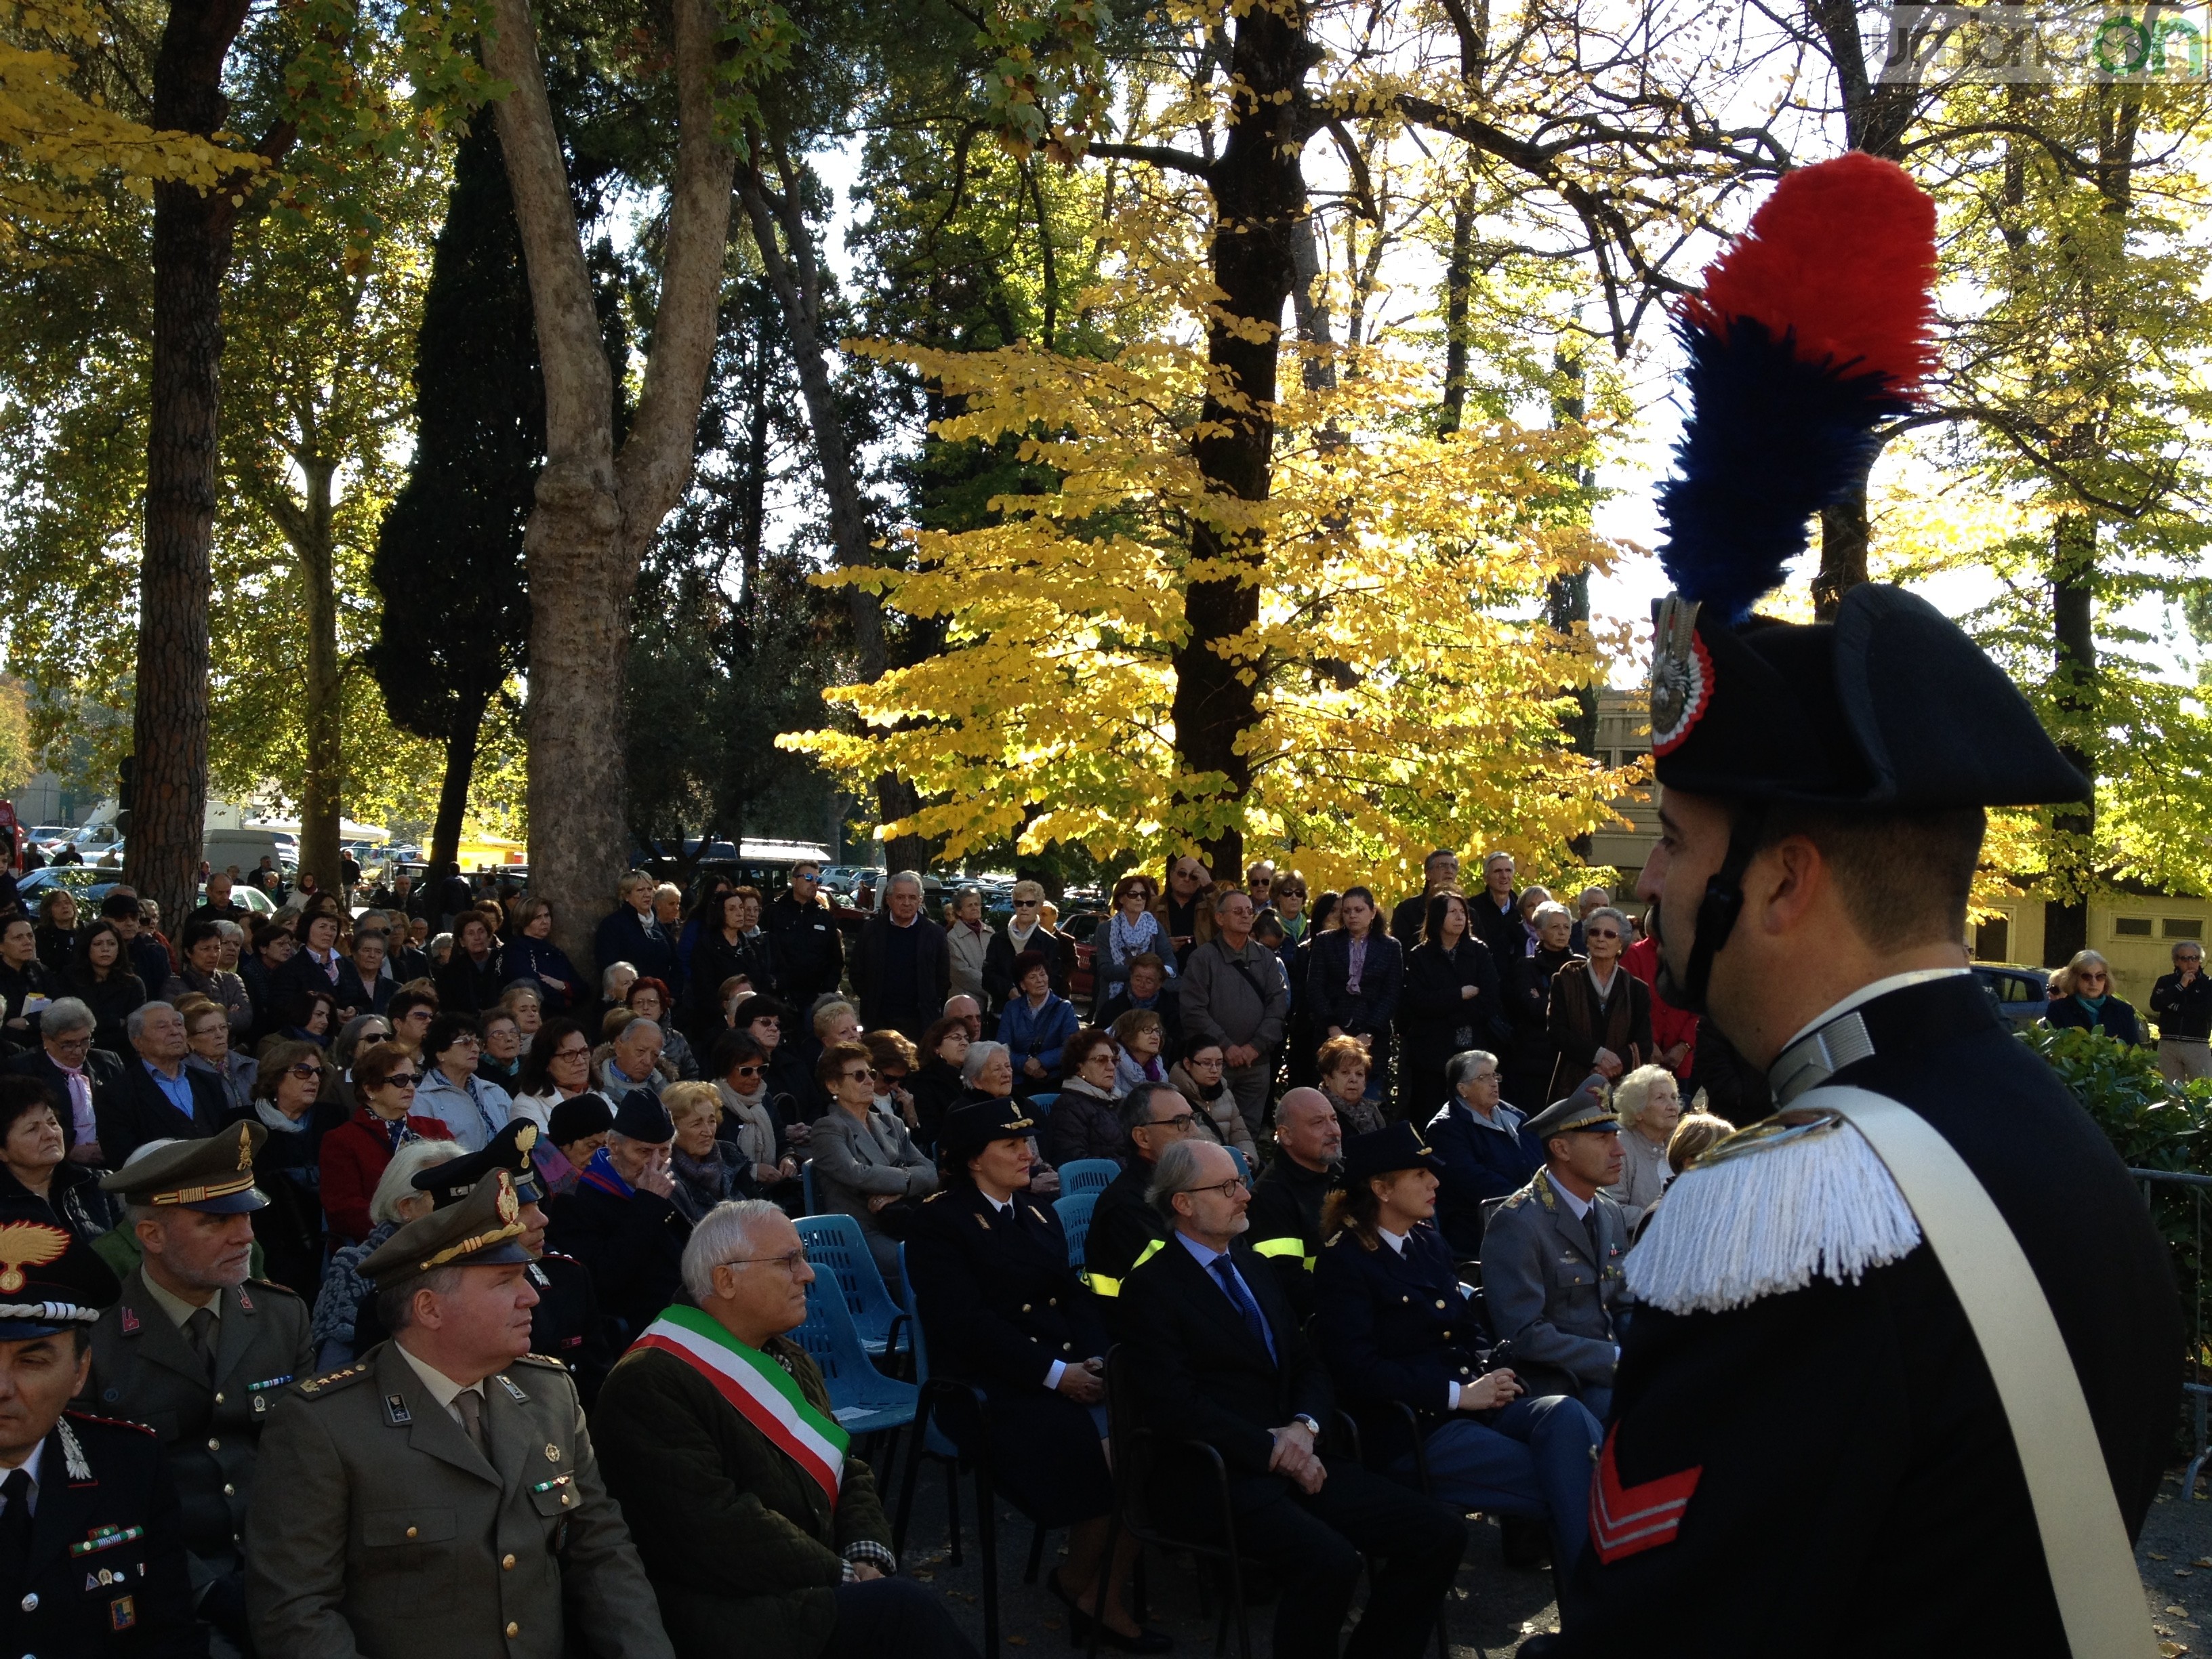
[1803, 1085, 2154, 1658]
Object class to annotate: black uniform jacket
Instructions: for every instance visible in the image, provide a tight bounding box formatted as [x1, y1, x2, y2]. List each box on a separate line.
[906, 1183, 1107, 1390]
[546, 1182, 694, 1345]
[1311, 1221, 1489, 1465]
[1563, 974, 2181, 1655]
[0, 1412, 205, 1659]
[1082, 1161, 1166, 1342]
[1244, 1157, 1334, 1319]
[1119, 1234, 1332, 1489]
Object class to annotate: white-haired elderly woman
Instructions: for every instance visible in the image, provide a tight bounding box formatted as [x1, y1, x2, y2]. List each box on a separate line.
[1603, 1064, 1683, 1231]
[1541, 903, 1651, 1100]
[308, 1137, 464, 1368]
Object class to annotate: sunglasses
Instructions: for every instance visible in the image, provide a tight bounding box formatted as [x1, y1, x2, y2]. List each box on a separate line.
[1585, 928, 1620, 940]
[383, 1073, 422, 1089]
[287, 1063, 325, 1081]
[844, 1068, 878, 1082]
[728, 1063, 765, 1078]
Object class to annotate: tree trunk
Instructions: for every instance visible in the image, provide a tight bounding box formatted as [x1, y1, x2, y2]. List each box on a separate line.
[1172, 1, 1313, 878]
[486, 0, 735, 976]
[134, 0, 255, 925]
[430, 688, 487, 874]
[1811, 493, 1870, 621]
[297, 457, 344, 895]
[1439, 184, 1475, 433]
[2043, 509, 2096, 966]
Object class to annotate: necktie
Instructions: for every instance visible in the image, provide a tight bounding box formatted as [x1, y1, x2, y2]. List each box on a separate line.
[0, 1467, 33, 1578]
[455, 1389, 490, 1460]
[1582, 1206, 1603, 1265]
[62, 1068, 92, 1139]
[185, 1307, 218, 1378]
[1210, 1257, 1276, 1364]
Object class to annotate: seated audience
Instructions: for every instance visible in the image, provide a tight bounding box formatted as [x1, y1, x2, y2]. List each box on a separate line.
[3, 996, 117, 1162]
[1120, 1137, 1467, 1659]
[1168, 1036, 1254, 1163]
[1313, 1123, 1601, 1574]
[548, 1087, 693, 1343]
[163, 918, 254, 1040]
[1245, 1086, 1344, 1319]
[1082, 1083, 1198, 1317]
[1423, 1048, 1538, 1258]
[544, 1092, 616, 1196]
[1042, 1028, 1126, 1168]
[1479, 1078, 1627, 1418]
[1314, 1034, 1386, 1138]
[599, 1015, 673, 1103]
[908, 1017, 971, 1154]
[479, 1007, 525, 1091]
[1604, 1064, 1683, 1231]
[235, 1037, 349, 1298]
[510, 1016, 598, 1132]
[996, 951, 1078, 1094]
[595, 1200, 978, 1659]
[863, 1029, 921, 1139]
[665, 1080, 743, 1218]
[97, 1002, 229, 1167]
[316, 1040, 456, 1244]
[179, 994, 256, 1116]
[628, 977, 701, 1081]
[61, 918, 142, 1054]
[808, 1042, 937, 1282]
[0, 1073, 115, 1244]
[413, 1012, 514, 1152]
[501, 895, 582, 1013]
[711, 1031, 800, 1204]
[1108, 1008, 1168, 1099]
[1097, 953, 1182, 1057]
[2045, 948, 2144, 1043]
[308, 1137, 462, 1367]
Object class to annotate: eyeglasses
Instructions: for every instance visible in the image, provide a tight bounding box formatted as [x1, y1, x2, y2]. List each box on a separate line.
[553, 1044, 590, 1061]
[1143, 1112, 1197, 1131]
[383, 1073, 422, 1089]
[1180, 1176, 1248, 1199]
[287, 1063, 326, 1081]
[47, 1035, 91, 1053]
[843, 1068, 877, 1082]
[1187, 1054, 1225, 1069]
[720, 1247, 810, 1277]
[1585, 928, 1620, 940]
[447, 1035, 482, 1050]
[728, 1063, 765, 1078]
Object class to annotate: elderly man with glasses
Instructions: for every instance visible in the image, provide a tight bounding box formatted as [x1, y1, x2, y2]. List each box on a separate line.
[1082, 1082, 1198, 1333]
[3, 994, 121, 1163]
[595, 1200, 977, 1659]
[2150, 940, 2212, 1082]
[1120, 1138, 1467, 1659]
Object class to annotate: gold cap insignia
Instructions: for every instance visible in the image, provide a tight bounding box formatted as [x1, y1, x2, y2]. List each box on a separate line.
[494, 1170, 520, 1224]
[234, 1123, 255, 1170]
[515, 1124, 538, 1152]
[0, 1220, 69, 1294]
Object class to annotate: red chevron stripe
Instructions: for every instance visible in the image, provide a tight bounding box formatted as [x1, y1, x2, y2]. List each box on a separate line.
[1589, 1426, 1702, 1563]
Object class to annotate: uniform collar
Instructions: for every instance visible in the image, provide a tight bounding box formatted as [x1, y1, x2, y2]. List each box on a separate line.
[1376, 1223, 1409, 1255]
[140, 1271, 220, 1332]
[394, 1339, 485, 1410]
[1769, 967, 1973, 1106]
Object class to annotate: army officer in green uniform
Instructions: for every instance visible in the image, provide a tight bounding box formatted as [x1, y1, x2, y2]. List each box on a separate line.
[243, 1168, 670, 1659]
[87, 1125, 316, 1652]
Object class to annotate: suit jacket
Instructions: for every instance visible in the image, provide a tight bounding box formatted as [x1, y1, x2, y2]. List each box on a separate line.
[96, 1061, 230, 1168]
[87, 1270, 316, 1592]
[0, 1412, 204, 1658]
[243, 1340, 671, 1659]
[5, 1042, 124, 1149]
[805, 1109, 937, 1240]
[1422, 1098, 1538, 1257]
[1477, 1167, 1624, 1399]
[907, 1181, 1107, 1390]
[1120, 1233, 1333, 1485]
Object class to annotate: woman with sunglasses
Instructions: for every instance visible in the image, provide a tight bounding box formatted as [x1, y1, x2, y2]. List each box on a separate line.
[315, 1040, 455, 1244]
[1542, 903, 1652, 1099]
[710, 1029, 800, 1202]
[1099, 875, 1172, 1007]
[2043, 949, 2144, 1044]
[233, 1037, 349, 1296]
[1151, 855, 1216, 972]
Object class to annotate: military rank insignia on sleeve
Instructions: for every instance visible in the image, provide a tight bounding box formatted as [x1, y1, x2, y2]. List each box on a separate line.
[1589, 1429, 1701, 1563]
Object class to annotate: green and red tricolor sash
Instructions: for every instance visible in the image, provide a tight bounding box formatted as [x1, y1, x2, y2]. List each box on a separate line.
[632, 1306, 849, 1504]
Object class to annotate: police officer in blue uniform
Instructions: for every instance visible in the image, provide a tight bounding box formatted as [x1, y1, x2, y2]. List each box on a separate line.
[0, 1200, 204, 1658]
[1313, 1123, 1603, 1573]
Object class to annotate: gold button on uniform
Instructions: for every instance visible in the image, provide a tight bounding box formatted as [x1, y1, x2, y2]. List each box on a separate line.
[213, 1392, 224, 1404]
[22, 1592, 38, 1611]
[502, 1554, 516, 1570]
[207, 1437, 221, 1451]
[1021, 1304, 1031, 1313]
[506, 1622, 520, 1638]
[223, 1483, 235, 1496]
[1435, 1300, 1447, 1310]
[406, 1526, 418, 1539]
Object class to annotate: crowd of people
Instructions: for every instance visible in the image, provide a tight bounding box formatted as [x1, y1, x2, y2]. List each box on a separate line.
[0, 838, 2165, 1659]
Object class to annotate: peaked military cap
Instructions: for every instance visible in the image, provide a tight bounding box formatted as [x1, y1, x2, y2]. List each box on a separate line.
[415, 1117, 546, 1207]
[937, 1094, 1039, 1162]
[359, 1168, 531, 1288]
[1341, 1122, 1447, 1185]
[100, 1122, 269, 1214]
[0, 1200, 121, 1340]
[1522, 1076, 1619, 1143]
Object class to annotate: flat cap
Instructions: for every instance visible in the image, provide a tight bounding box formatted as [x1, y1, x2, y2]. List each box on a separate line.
[1522, 1076, 1620, 1143]
[100, 1122, 269, 1214]
[359, 1168, 531, 1289]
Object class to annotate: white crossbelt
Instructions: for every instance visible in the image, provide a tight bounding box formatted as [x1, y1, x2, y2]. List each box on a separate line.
[1806, 1085, 2155, 1658]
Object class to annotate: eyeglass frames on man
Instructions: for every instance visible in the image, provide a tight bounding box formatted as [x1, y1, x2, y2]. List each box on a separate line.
[719, 1247, 810, 1277]
[1180, 1176, 1248, 1200]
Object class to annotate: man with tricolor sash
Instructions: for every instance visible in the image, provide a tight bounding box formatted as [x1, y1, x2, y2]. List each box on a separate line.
[595, 1199, 978, 1659]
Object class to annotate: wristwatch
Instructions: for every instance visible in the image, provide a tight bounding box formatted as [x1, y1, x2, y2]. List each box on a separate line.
[1292, 1414, 1322, 1439]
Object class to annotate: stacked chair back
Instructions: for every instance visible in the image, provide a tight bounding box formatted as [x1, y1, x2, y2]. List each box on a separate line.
[790, 1271, 917, 1439]
[1052, 1190, 1099, 1274]
[1058, 1158, 1121, 1197]
[794, 1213, 909, 1355]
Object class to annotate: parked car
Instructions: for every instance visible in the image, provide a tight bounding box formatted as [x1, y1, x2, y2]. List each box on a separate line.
[1973, 963, 2053, 1030]
[1061, 909, 1106, 1010]
[17, 866, 123, 907]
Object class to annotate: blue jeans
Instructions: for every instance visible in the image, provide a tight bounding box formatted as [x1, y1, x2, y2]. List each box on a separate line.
[1391, 1393, 1603, 1572]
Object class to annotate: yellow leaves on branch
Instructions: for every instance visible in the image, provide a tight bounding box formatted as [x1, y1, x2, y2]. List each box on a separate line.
[783, 230, 1643, 895]
[0, 0, 262, 260]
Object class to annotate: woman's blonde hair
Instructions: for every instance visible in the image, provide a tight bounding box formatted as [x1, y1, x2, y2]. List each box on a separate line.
[661, 1081, 722, 1131]
[2049, 949, 2112, 999]
[1613, 1064, 1679, 1132]
[1665, 1110, 1734, 1176]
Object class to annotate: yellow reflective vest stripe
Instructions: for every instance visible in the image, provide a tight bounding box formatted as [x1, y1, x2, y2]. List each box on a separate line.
[1251, 1237, 1317, 1271]
[1083, 1237, 1166, 1298]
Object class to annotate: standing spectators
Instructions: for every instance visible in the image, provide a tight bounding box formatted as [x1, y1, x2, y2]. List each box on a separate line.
[97, 1002, 228, 1165]
[32, 887, 79, 972]
[1152, 854, 1215, 971]
[1620, 900, 1698, 1078]
[240, 922, 295, 1038]
[3, 996, 115, 1161]
[1099, 876, 1172, 1006]
[1423, 1049, 1538, 1258]
[1389, 848, 1460, 946]
[983, 881, 1067, 1011]
[2152, 940, 2212, 1081]
[1282, 892, 1337, 1092]
[2045, 949, 2144, 1044]
[598, 870, 683, 988]
[1501, 901, 1573, 1109]
[187, 869, 249, 931]
[688, 892, 777, 1050]
[850, 872, 951, 1043]
[1169, 1036, 1257, 1165]
[1272, 873, 1309, 945]
[1306, 885, 1403, 1109]
[433, 909, 506, 1015]
[180, 994, 257, 1115]
[808, 1042, 937, 1282]
[1042, 1029, 1126, 1166]
[103, 893, 176, 991]
[1603, 1064, 1683, 1232]
[277, 908, 348, 1015]
[1314, 1036, 1386, 1138]
[998, 951, 1078, 1094]
[1469, 852, 1520, 960]
[502, 895, 583, 1012]
[1179, 889, 1290, 1139]
[764, 863, 844, 1011]
[238, 1038, 349, 1297]
[164, 918, 253, 1039]
[552, 1087, 694, 1342]
[1398, 889, 1505, 1118]
[1543, 904, 1651, 1098]
[316, 1042, 455, 1243]
[1245, 1086, 1344, 1319]
[0, 1075, 115, 1244]
[1094, 952, 1182, 1057]
[945, 886, 991, 1004]
[63, 919, 147, 1054]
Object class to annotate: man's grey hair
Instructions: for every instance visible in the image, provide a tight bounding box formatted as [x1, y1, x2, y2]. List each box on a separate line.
[886, 871, 924, 896]
[125, 1002, 179, 1043]
[377, 1265, 466, 1334]
[1444, 1049, 1499, 1092]
[616, 1017, 661, 1046]
[41, 998, 94, 1039]
[2179, 941, 2205, 961]
[962, 1041, 1008, 1086]
[681, 1200, 789, 1302]
[1483, 851, 1515, 872]
[370, 1139, 466, 1227]
[601, 961, 637, 997]
[1146, 1137, 1216, 1225]
[1120, 1082, 1184, 1136]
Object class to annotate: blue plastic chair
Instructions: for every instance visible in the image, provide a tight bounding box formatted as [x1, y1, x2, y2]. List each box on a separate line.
[1059, 1157, 1120, 1197]
[790, 1271, 917, 1443]
[1227, 1144, 1251, 1183]
[1054, 1189, 1098, 1274]
[796, 1213, 909, 1355]
[802, 1161, 817, 1215]
[1026, 1091, 1059, 1118]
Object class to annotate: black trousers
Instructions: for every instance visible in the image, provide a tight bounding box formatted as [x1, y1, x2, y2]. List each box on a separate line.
[1223, 1460, 1467, 1659]
[823, 1578, 981, 1659]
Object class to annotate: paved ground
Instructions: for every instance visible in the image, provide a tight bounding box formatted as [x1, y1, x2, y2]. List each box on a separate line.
[888, 1447, 2212, 1657]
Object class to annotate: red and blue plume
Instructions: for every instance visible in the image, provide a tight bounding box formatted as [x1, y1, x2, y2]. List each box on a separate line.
[1656, 152, 1939, 624]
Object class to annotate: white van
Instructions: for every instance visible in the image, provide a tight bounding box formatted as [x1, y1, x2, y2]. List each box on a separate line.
[203, 828, 288, 878]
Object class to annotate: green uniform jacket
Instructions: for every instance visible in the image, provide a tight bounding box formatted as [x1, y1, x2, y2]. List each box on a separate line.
[241, 1340, 672, 1659]
[86, 1270, 315, 1593]
[593, 1337, 890, 1659]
